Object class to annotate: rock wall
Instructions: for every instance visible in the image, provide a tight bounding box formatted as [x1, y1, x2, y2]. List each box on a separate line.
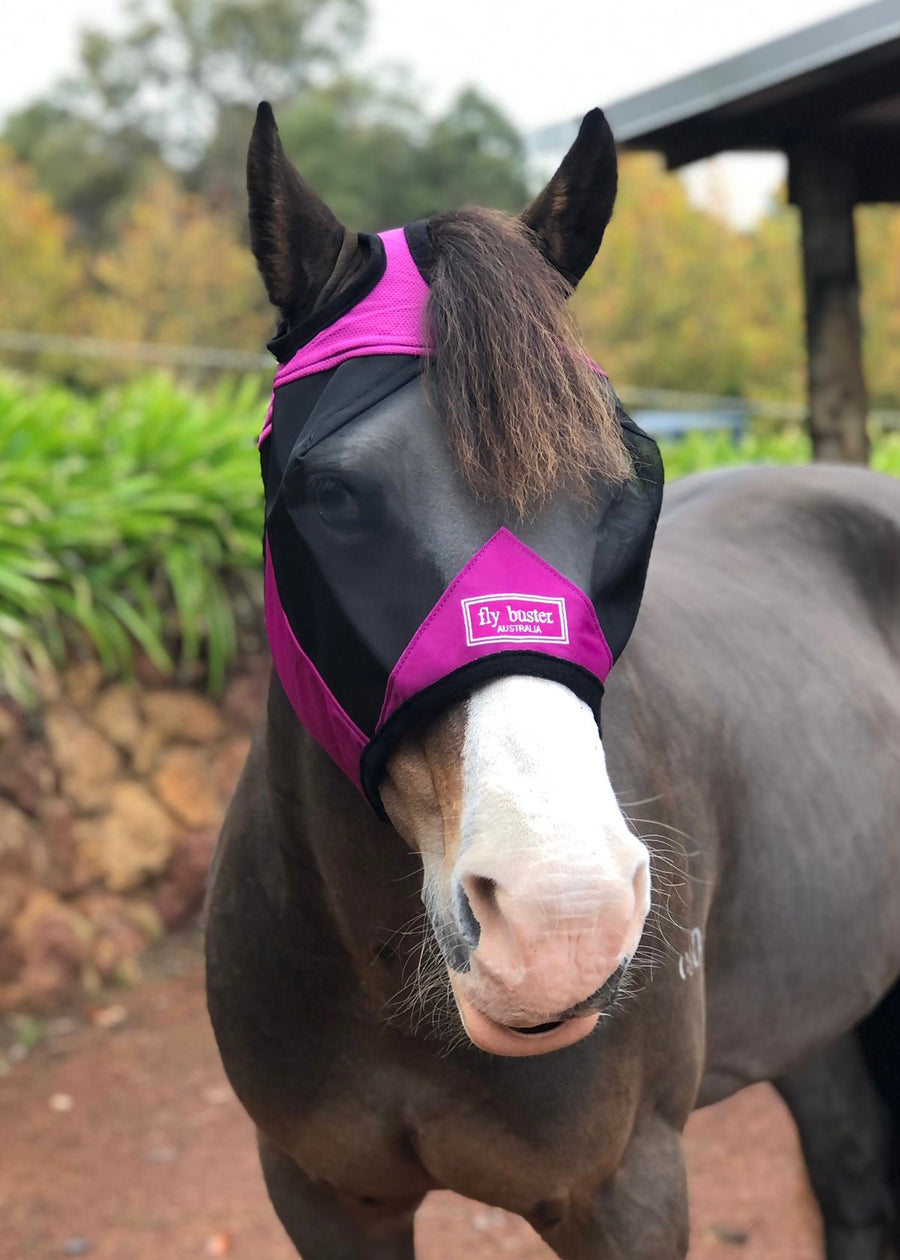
[0, 659, 268, 1012]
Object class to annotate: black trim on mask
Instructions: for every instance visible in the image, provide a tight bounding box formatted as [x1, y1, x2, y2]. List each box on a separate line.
[589, 406, 664, 662]
[360, 655, 605, 817]
[403, 220, 433, 282]
[267, 233, 387, 364]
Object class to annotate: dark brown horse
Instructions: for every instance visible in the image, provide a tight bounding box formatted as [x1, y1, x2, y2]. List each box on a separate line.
[206, 103, 900, 1258]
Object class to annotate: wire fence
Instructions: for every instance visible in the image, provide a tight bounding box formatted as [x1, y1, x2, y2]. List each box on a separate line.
[2, 328, 899, 429]
[0, 330, 270, 372]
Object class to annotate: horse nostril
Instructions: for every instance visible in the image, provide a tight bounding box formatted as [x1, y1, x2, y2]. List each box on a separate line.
[453, 880, 481, 949]
[464, 874, 499, 923]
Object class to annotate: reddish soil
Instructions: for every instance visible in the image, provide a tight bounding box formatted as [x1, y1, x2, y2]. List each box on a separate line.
[0, 934, 823, 1260]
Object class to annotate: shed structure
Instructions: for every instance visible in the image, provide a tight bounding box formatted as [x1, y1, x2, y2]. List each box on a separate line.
[540, 1, 900, 461]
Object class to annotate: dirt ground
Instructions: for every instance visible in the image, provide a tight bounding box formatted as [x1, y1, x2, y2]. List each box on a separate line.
[0, 932, 823, 1260]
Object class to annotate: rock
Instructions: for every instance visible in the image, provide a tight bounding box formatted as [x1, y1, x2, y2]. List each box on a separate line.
[77, 892, 152, 983]
[89, 1003, 128, 1029]
[222, 673, 267, 731]
[0, 799, 48, 882]
[91, 685, 142, 753]
[142, 691, 225, 744]
[44, 707, 121, 812]
[0, 736, 57, 816]
[204, 1231, 232, 1257]
[63, 1238, 92, 1256]
[34, 666, 62, 704]
[63, 661, 104, 708]
[215, 736, 251, 802]
[77, 782, 176, 892]
[0, 702, 23, 743]
[133, 650, 172, 689]
[152, 746, 222, 830]
[0, 928, 25, 984]
[113, 897, 164, 944]
[0, 891, 93, 1011]
[155, 829, 217, 929]
[0, 874, 29, 935]
[39, 798, 84, 895]
[131, 727, 164, 776]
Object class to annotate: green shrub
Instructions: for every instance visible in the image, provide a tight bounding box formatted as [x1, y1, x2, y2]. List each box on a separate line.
[0, 371, 264, 701]
[656, 425, 812, 479]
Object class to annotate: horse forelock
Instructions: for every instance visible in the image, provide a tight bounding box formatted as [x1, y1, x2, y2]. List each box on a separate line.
[422, 207, 631, 518]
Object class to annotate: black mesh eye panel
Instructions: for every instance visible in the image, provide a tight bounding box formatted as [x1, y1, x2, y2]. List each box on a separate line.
[590, 405, 664, 662]
[266, 356, 422, 492]
[266, 496, 388, 734]
[262, 360, 450, 736]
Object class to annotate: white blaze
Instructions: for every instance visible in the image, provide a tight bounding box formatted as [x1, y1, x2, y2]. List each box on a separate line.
[453, 675, 650, 1019]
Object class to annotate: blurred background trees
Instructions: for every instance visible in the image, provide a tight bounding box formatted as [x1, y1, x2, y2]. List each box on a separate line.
[0, 0, 897, 407]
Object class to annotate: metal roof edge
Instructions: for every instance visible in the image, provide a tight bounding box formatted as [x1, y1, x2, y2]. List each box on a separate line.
[531, 0, 900, 151]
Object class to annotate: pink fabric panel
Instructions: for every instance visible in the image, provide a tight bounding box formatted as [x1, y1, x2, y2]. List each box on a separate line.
[272, 228, 431, 391]
[258, 395, 274, 448]
[378, 529, 613, 729]
[264, 548, 367, 791]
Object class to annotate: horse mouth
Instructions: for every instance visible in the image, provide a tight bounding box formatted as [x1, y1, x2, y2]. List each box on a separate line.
[449, 978, 601, 1056]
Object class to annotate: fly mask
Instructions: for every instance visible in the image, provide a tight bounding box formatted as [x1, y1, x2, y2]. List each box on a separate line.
[259, 223, 663, 813]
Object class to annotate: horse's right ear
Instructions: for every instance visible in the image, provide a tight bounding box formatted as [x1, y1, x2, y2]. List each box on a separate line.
[247, 101, 350, 322]
[519, 108, 618, 291]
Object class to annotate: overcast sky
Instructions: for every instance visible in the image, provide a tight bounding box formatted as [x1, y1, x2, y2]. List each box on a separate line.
[1, 0, 871, 129]
[0, 0, 873, 222]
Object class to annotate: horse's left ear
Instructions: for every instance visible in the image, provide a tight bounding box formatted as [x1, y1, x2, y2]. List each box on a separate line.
[247, 101, 352, 323]
[519, 108, 617, 290]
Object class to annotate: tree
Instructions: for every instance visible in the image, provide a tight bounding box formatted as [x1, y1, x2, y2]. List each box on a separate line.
[82, 172, 268, 360]
[275, 82, 530, 230]
[69, 0, 366, 165]
[3, 0, 365, 240]
[573, 154, 806, 403]
[858, 204, 900, 410]
[4, 102, 158, 245]
[0, 146, 86, 336]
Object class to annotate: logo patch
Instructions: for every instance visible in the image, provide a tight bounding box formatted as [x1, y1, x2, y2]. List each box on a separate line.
[461, 594, 569, 647]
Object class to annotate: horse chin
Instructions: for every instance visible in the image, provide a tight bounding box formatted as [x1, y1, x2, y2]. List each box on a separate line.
[449, 976, 600, 1057]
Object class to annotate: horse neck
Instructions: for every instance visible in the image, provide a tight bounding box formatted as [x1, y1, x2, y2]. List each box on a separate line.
[265, 674, 425, 976]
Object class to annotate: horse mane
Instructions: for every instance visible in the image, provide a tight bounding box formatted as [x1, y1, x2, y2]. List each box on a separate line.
[422, 207, 630, 518]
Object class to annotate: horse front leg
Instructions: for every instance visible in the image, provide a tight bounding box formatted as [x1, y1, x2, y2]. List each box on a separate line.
[774, 1032, 895, 1260]
[535, 1110, 690, 1260]
[258, 1133, 420, 1260]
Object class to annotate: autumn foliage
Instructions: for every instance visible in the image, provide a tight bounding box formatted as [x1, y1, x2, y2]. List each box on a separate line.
[3, 136, 897, 405]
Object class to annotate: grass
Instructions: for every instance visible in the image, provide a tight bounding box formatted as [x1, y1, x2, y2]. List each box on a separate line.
[0, 371, 265, 702]
[657, 422, 900, 480]
[2, 372, 899, 702]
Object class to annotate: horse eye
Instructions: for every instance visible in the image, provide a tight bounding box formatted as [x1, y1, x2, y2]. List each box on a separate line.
[311, 476, 360, 527]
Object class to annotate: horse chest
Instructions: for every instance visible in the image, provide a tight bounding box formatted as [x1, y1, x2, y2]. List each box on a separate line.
[262, 1021, 642, 1214]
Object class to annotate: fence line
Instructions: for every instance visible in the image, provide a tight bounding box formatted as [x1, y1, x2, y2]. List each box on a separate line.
[0, 330, 270, 372]
[2, 329, 899, 429]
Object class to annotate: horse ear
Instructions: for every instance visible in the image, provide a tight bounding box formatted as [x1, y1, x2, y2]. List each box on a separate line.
[519, 108, 618, 290]
[247, 101, 351, 321]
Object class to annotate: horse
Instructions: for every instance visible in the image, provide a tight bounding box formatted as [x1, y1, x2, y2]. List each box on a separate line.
[205, 101, 900, 1259]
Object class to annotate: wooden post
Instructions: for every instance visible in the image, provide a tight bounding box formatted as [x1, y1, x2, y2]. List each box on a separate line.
[789, 144, 868, 464]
